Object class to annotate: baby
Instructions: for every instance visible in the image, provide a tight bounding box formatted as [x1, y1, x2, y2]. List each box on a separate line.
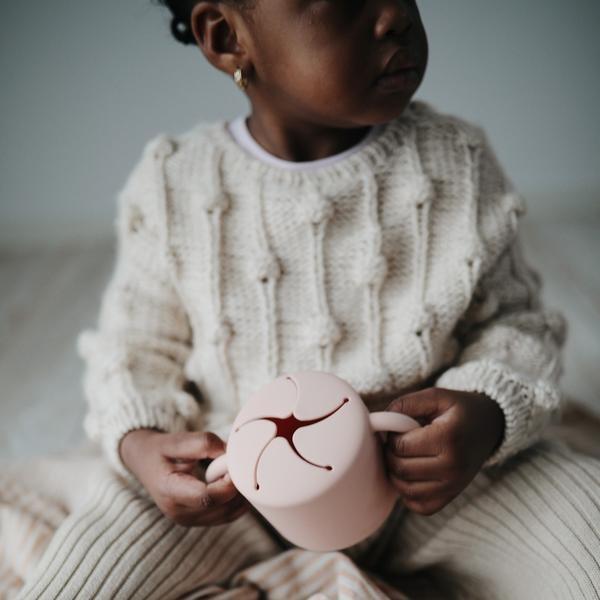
[16, 0, 600, 598]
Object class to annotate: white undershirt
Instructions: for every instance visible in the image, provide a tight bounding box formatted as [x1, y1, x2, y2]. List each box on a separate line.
[226, 115, 385, 171]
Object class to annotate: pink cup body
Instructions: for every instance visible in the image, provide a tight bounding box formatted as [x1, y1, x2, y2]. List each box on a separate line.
[205, 370, 420, 551]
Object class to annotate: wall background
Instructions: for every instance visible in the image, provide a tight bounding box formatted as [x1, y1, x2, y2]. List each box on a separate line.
[1, 0, 599, 248]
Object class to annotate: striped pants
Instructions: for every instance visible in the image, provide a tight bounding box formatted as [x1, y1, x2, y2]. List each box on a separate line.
[8, 439, 600, 599]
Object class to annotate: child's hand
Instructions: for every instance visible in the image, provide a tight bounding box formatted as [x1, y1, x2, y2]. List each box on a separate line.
[383, 387, 505, 516]
[119, 429, 249, 527]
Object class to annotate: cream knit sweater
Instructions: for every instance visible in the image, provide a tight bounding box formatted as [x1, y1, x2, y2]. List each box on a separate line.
[77, 99, 567, 480]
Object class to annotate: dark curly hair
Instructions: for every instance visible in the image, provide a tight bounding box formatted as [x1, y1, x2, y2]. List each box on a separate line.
[154, 0, 257, 46]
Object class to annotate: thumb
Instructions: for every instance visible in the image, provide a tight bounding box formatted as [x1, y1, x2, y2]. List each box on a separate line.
[386, 388, 448, 424]
[162, 431, 226, 461]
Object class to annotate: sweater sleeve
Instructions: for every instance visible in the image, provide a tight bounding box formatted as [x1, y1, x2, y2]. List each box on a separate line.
[76, 135, 204, 479]
[435, 128, 568, 469]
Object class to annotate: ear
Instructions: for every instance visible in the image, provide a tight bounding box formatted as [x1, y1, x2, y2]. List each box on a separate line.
[190, 2, 247, 76]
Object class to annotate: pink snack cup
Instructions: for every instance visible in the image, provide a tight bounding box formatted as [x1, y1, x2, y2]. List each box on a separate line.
[205, 370, 420, 551]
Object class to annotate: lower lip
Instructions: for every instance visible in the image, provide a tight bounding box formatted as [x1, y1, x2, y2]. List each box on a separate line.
[375, 68, 419, 91]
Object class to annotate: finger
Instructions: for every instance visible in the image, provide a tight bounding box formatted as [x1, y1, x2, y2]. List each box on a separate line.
[163, 471, 209, 507]
[201, 496, 250, 526]
[176, 486, 245, 513]
[387, 424, 440, 458]
[169, 459, 203, 476]
[387, 389, 450, 422]
[204, 474, 241, 505]
[166, 470, 241, 511]
[184, 495, 249, 527]
[162, 431, 225, 461]
[390, 478, 444, 502]
[385, 455, 442, 482]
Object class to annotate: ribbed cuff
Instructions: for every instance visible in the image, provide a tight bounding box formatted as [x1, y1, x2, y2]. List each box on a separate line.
[77, 330, 203, 486]
[435, 359, 563, 468]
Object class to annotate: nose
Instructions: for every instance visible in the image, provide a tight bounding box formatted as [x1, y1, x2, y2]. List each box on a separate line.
[374, 0, 413, 39]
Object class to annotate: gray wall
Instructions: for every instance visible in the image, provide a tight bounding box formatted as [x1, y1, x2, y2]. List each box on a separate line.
[1, 1, 599, 248]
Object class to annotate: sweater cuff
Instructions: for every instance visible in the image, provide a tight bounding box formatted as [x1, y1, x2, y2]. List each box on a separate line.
[83, 399, 190, 484]
[435, 359, 563, 468]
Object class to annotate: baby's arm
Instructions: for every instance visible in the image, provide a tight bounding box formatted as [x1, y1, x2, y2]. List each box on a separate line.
[384, 128, 566, 515]
[77, 136, 247, 525]
[433, 229, 566, 469]
[77, 136, 197, 477]
[432, 129, 567, 469]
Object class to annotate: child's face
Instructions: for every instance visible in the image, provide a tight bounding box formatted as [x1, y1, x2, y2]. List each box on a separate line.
[195, 0, 428, 126]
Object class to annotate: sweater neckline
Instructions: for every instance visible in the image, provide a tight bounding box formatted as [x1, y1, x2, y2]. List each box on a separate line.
[200, 101, 421, 186]
[226, 115, 386, 171]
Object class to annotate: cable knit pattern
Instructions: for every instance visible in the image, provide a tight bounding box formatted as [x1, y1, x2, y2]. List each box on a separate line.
[77, 100, 567, 477]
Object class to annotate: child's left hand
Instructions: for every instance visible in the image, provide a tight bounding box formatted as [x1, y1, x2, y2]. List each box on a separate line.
[383, 387, 505, 516]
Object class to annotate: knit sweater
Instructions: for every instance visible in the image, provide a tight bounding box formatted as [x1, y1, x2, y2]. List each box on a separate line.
[77, 99, 567, 480]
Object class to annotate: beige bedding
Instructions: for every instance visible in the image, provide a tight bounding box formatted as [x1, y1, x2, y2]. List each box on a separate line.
[1, 401, 598, 599]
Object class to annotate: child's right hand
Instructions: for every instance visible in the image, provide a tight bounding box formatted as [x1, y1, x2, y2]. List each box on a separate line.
[119, 429, 249, 527]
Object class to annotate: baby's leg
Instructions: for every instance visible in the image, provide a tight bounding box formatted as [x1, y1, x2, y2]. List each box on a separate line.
[379, 439, 600, 599]
[15, 471, 283, 600]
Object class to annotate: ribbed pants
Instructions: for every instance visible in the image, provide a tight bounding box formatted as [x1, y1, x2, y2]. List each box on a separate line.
[10, 439, 600, 600]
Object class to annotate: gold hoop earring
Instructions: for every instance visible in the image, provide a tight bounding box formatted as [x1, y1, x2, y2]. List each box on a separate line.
[234, 66, 249, 90]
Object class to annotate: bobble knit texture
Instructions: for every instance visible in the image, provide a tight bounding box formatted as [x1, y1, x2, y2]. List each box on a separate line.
[77, 100, 567, 480]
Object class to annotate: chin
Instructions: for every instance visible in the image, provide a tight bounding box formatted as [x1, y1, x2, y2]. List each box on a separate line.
[375, 96, 415, 124]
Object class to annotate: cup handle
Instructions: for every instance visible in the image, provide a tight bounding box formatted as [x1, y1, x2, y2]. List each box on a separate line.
[204, 454, 228, 484]
[369, 411, 421, 435]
